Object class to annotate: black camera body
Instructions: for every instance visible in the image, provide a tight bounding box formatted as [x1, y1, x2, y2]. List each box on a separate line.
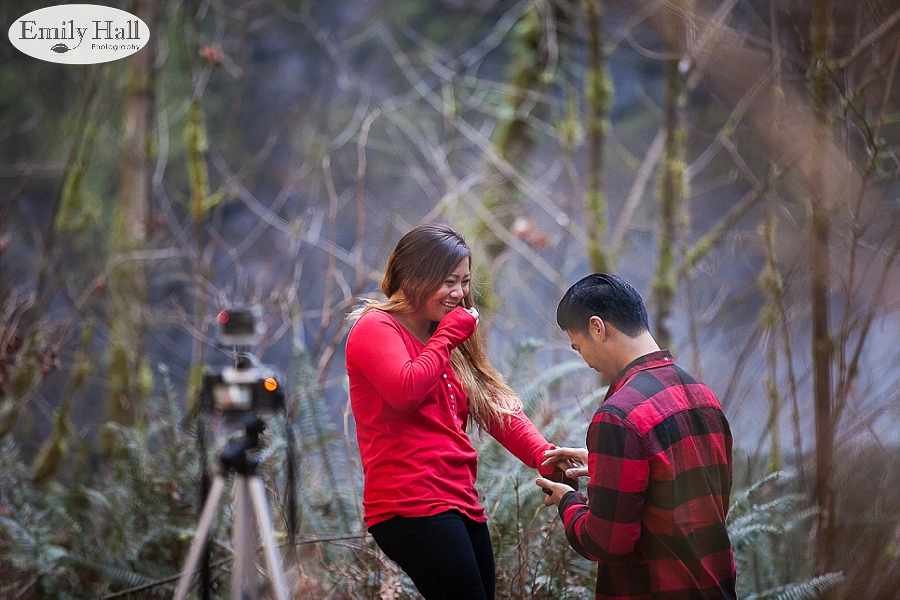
[199, 307, 286, 415]
[199, 365, 285, 414]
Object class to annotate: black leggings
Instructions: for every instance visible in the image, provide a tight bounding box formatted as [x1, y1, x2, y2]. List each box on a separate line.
[368, 510, 495, 600]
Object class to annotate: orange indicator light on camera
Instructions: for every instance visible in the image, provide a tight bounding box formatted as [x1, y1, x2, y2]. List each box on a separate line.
[264, 378, 278, 392]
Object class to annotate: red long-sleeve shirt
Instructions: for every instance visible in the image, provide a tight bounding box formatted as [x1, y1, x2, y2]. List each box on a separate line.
[346, 307, 554, 527]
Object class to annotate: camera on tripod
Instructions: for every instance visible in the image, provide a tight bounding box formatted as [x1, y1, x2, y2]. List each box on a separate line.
[174, 306, 295, 600]
[199, 307, 285, 415]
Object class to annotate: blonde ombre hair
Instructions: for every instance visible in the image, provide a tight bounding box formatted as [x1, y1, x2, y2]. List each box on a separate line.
[348, 224, 522, 429]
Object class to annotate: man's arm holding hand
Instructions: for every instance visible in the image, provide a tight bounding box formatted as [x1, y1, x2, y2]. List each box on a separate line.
[537, 413, 648, 561]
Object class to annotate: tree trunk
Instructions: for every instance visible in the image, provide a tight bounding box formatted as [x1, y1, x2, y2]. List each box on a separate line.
[105, 0, 159, 435]
[762, 0, 785, 476]
[808, 0, 836, 580]
[653, 0, 689, 351]
[583, 0, 612, 274]
[479, 6, 542, 261]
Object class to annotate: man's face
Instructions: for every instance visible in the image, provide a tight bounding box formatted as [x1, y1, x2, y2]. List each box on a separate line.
[566, 325, 612, 382]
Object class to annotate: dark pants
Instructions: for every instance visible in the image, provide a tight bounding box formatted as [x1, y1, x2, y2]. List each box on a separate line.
[369, 510, 495, 600]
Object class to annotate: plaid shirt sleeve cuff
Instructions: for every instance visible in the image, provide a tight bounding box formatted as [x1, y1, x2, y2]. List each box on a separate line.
[557, 489, 587, 520]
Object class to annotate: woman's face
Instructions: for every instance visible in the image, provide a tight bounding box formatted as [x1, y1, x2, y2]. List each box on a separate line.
[421, 256, 471, 323]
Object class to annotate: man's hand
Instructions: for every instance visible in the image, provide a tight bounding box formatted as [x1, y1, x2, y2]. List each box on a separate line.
[542, 447, 589, 479]
[536, 476, 574, 507]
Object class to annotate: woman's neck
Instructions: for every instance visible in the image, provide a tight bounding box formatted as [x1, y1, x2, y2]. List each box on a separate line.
[392, 311, 433, 344]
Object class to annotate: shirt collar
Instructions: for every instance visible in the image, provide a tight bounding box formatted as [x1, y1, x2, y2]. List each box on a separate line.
[604, 350, 674, 401]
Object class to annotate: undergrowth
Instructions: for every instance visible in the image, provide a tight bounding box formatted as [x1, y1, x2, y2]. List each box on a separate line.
[0, 346, 875, 598]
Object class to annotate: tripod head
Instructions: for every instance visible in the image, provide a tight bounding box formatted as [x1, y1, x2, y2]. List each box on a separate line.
[220, 413, 266, 476]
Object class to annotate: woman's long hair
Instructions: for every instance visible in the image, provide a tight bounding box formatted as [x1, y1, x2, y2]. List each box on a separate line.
[348, 224, 522, 429]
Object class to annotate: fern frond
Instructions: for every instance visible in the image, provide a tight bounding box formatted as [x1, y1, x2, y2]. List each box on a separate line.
[744, 572, 844, 600]
[506, 337, 544, 385]
[729, 470, 795, 513]
[782, 506, 820, 532]
[68, 555, 155, 589]
[517, 359, 590, 406]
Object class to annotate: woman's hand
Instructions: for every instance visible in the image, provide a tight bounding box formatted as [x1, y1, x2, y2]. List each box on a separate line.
[542, 447, 589, 479]
[463, 306, 480, 325]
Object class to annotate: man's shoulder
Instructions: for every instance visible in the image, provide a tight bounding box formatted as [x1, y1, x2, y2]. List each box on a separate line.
[601, 364, 724, 434]
[604, 365, 677, 411]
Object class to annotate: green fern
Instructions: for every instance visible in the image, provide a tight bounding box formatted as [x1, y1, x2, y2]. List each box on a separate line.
[744, 573, 845, 600]
[517, 359, 591, 408]
[729, 471, 843, 599]
[471, 341, 597, 599]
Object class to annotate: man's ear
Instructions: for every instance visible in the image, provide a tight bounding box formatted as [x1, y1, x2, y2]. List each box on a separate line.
[588, 316, 605, 341]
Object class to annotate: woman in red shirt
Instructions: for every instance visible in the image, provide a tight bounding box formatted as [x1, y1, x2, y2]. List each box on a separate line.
[345, 224, 561, 599]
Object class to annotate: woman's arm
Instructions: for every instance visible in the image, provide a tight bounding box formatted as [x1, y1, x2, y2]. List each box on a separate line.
[486, 407, 557, 475]
[347, 308, 476, 412]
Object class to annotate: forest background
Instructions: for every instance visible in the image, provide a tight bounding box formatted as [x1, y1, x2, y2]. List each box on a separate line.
[1, 0, 899, 598]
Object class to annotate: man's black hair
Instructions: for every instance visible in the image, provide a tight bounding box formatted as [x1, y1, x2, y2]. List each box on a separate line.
[556, 273, 650, 338]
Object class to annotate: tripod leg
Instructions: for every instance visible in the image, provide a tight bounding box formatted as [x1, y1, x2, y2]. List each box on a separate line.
[248, 477, 292, 600]
[174, 476, 227, 600]
[232, 475, 258, 600]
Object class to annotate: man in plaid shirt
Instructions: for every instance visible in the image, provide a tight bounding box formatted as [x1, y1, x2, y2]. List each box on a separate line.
[537, 274, 736, 599]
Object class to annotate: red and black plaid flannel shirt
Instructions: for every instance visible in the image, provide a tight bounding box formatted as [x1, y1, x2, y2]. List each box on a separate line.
[558, 350, 736, 599]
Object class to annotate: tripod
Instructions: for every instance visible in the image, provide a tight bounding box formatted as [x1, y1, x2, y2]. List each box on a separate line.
[174, 416, 291, 600]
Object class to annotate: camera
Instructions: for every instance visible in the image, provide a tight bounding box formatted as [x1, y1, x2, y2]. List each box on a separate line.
[199, 308, 285, 414]
[199, 365, 285, 414]
[217, 306, 263, 347]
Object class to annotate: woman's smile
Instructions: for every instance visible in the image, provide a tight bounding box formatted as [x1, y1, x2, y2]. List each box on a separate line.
[425, 257, 471, 323]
